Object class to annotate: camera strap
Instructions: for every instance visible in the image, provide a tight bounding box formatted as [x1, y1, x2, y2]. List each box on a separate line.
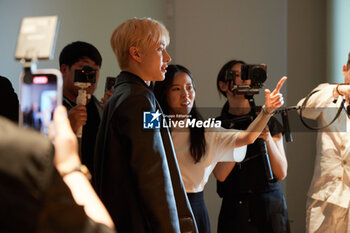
[299, 90, 345, 130]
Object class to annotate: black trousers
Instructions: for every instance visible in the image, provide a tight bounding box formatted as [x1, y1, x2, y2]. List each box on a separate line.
[218, 189, 290, 233]
[187, 191, 211, 233]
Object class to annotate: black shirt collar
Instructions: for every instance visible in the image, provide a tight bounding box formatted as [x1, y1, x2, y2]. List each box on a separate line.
[116, 71, 151, 90]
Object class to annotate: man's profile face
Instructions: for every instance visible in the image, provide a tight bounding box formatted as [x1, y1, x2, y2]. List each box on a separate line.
[61, 57, 100, 102]
[138, 38, 171, 82]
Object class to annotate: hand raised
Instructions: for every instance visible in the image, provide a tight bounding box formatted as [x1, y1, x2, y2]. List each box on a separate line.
[264, 76, 287, 114]
[53, 106, 81, 170]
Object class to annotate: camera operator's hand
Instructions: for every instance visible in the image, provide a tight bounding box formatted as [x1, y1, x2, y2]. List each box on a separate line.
[264, 76, 287, 114]
[67, 105, 87, 132]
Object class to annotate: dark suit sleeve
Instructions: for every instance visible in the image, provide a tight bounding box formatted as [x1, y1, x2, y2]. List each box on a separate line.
[113, 93, 180, 233]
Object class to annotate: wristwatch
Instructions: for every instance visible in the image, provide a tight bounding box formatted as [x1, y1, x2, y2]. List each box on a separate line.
[59, 164, 92, 181]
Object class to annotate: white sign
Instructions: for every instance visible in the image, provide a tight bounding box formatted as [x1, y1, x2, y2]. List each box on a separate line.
[15, 16, 59, 60]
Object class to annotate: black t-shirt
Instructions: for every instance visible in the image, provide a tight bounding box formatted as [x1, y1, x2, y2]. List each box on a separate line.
[217, 102, 283, 197]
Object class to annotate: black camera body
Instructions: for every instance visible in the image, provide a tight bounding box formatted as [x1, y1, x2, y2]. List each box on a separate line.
[225, 64, 267, 95]
[74, 65, 96, 83]
[241, 64, 267, 88]
[225, 64, 267, 87]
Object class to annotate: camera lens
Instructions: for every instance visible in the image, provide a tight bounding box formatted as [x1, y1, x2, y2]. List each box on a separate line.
[250, 66, 267, 84]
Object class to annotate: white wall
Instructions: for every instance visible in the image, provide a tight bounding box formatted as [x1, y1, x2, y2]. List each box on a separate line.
[287, 1, 326, 233]
[172, 0, 287, 109]
[327, 0, 350, 83]
[0, 0, 170, 98]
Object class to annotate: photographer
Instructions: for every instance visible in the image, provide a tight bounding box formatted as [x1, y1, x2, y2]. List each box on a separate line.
[59, 41, 102, 175]
[299, 53, 350, 233]
[213, 60, 290, 233]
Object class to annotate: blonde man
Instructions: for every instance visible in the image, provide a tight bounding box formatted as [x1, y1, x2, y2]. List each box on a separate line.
[94, 18, 198, 233]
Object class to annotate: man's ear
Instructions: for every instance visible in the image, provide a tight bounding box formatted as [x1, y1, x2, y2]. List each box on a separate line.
[129, 46, 142, 63]
[60, 64, 69, 76]
[218, 81, 228, 92]
[343, 64, 348, 74]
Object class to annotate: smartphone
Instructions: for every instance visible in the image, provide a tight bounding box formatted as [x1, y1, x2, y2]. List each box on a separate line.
[104, 76, 116, 101]
[19, 69, 62, 135]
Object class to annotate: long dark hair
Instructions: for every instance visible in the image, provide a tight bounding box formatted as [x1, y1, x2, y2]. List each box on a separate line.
[153, 64, 206, 163]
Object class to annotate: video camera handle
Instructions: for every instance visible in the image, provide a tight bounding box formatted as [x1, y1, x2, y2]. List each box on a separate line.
[275, 107, 298, 143]
[231, 84, 261, 96]
[75, 83, 91, 138]
[246, 95, 274, 181]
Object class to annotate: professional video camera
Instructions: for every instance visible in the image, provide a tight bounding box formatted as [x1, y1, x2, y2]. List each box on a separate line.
[225, 64, 267, 95]
[73, 65, 97, 138]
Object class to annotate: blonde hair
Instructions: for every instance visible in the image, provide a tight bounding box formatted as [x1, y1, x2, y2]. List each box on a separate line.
[110, 17, 170, 69]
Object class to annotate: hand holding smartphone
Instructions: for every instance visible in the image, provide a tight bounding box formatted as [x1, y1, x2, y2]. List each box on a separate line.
[100, 76, 116, 108]
[19, 69, 62, 136]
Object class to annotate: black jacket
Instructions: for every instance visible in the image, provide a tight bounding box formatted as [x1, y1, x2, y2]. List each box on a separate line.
[94, 71, 197, 233]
